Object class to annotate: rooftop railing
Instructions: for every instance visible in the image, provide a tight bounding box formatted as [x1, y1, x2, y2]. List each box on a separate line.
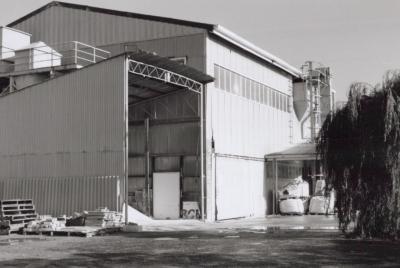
[0, 41, 111, 73]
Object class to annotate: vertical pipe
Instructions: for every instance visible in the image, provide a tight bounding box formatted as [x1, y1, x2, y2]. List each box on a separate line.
[124, 57, 129, 224]
[274, 159, 278, 215]
[9, 76, 14, 93]
[272, 160, 275, 214]
[144, 118, 150, 216]
[200, 85, 205, 221]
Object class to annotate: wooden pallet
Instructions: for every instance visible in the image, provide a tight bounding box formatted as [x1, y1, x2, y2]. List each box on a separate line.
[0, 199, 38, 234]
[23, 226, 122, 238]
[281, 213, 304, 216]
[0, 199, 33, 206]
[309, 212, 335, 215]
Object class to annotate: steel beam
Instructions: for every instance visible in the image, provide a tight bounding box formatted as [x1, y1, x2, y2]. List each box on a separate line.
[129, 117, 200, 126]
[128, 60, 202, 94]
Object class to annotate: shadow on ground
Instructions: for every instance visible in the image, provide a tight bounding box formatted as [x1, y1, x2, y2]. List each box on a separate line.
[1, 232, 400, 267]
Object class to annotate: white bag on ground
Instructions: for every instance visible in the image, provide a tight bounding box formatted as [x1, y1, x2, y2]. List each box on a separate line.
[314, 179, 326, 195]
[279, 198, 304, 215]
[278, 176, 309, 199]
[309, 191, 335, 214]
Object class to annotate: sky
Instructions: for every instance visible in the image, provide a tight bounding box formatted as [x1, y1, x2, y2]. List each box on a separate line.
[1, 0, 400, 101]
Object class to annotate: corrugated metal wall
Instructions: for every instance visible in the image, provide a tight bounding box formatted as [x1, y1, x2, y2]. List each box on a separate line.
[11, 5, 206, 47]
[101, 33, 206, 71]
[0, 176, 120, 216]
[0, 55, 126, 214]
[205, 36, 294, 220]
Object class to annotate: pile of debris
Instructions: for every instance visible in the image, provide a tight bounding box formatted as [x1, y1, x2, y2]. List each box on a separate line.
[0, 198, 124, 237]
[85, 208, 123, 228]
[25, 215, 66, 233]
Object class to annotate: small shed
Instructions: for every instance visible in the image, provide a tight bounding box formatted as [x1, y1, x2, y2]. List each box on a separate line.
[265, 143, 320, 214]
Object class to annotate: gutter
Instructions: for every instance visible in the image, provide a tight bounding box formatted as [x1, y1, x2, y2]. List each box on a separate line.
[211, 25, 302, 78]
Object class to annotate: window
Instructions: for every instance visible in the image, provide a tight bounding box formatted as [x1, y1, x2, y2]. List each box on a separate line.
[260, 85, 265, 104]
[284, 96, 287, 112]
[241, 76, 246, 97]
[251, 81, 256, 101]
[214, 66, 219, 89]
[264, 86, 269, 105]
[272, 91, 276, 108]
[170, 56, 187, 65]
[226, 70, 231, 92]
[254, 82, 259, 102]
[246, 79, 251, 99]
[220, 68, 225, 90]
[212, 64, 288, 111]
[232, 73, 240, 95]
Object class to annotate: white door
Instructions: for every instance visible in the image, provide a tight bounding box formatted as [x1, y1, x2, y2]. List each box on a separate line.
[153, 172, 180, 219]
[216, 158, 266, 220]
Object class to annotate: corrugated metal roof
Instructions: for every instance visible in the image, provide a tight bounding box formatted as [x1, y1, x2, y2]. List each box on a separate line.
[265, 143, 318, 161]
[6, 1, 302, 78]
[7, 1, 215, 31]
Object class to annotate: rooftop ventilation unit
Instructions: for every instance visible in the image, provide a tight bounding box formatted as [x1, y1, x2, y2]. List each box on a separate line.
[13, 41, 62, 72]
[0, 27, 31, 60]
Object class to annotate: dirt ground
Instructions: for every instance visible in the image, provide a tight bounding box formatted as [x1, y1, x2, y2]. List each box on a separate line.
[1, 230, 400, 267]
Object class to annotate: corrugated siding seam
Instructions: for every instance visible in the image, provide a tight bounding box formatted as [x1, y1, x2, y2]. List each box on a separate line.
[0, 176, 119, 215]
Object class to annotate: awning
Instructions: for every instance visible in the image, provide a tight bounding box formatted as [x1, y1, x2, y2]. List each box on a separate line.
[265, 143, 318, 161]
[126, 50, 214, 105]
[128, 51, 214, 84]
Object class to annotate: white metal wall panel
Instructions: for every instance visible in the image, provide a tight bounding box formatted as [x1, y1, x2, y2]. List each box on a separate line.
[11, 5, 206, 47]
[205, 36, 294, 220]
[206, 37, 293, 157]
[215, 157, 266, 220]
[0, 56, 126, 214]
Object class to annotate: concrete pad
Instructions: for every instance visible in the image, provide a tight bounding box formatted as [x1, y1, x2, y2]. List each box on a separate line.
[137, 215, 339, 232]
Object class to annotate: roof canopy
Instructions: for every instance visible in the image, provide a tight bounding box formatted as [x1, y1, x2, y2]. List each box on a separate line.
[129, 51, 213, 84]
[127, 51, 213, 105]
[265, 143, 318, 161]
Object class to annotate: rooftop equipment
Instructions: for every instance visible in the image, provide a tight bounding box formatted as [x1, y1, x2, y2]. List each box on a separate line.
[0, 27, 31, 60]
[13, 41, 62, 72]
[294, 61, 333, 141]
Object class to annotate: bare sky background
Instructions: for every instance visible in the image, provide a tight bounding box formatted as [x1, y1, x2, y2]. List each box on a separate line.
[1, 0, 400, 101]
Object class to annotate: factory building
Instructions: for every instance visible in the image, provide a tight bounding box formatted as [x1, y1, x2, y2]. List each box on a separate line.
[0, 1, 335, 221]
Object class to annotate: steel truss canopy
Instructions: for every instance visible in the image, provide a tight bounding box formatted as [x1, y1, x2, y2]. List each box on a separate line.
[127, 52, 213, 105]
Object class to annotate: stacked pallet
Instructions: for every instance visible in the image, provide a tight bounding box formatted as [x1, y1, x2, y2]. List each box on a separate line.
[85, 208, 123, 228]
[0, 199, 38, 232]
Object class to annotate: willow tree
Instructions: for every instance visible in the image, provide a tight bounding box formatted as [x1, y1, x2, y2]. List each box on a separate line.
[317, 72, 400, 239]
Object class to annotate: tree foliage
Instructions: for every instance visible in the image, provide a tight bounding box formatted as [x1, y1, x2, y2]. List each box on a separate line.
[317, 72, 400, 239]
